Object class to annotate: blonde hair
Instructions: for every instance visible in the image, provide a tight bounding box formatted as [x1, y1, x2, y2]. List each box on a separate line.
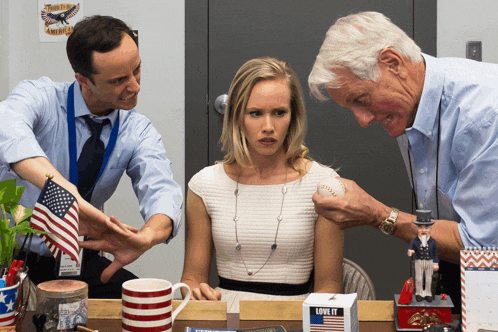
[220, 57, 311, 173]
[309, 11, 423, 100]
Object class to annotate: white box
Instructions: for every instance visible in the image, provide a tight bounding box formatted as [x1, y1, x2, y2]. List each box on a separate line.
[302, 293, 358, 332]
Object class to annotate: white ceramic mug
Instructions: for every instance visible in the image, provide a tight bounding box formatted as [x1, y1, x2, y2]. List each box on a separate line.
[122, 279, 191, 332]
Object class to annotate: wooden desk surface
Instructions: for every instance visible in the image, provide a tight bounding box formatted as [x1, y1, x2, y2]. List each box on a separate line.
[86, 314, 395, 332]
[87, 315, 460, 332]
[15, 300, 397, 331]
[85, 299, 395, 332]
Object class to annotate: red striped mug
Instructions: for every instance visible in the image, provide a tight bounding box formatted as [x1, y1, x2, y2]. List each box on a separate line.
[122, 279, 191, 332]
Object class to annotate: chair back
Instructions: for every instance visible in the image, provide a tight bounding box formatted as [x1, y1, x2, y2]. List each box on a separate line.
[342, 258, 376, 300]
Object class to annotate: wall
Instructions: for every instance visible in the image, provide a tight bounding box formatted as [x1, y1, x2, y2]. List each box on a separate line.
[0, 1, 185, 283]
[438, 0, 498, 63]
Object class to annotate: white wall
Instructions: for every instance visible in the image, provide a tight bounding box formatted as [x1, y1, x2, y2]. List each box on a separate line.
[438, 0, 498, 63]
[0, 1, 185, 283]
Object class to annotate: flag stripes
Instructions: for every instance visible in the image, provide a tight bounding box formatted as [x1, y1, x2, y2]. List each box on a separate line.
[121, 283, 174, 332]
[30, 178, 80, 263]
[310, 315, 345, 332]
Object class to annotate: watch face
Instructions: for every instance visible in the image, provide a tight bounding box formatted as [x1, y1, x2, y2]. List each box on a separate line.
[381, 222, 395, 235]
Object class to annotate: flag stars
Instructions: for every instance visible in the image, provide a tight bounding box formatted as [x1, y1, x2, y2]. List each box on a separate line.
[0, 292, 6, 303]
[5, 300, 15, 312]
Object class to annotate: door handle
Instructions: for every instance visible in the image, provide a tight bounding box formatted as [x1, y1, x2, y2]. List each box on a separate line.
[215, 94, 228, 114]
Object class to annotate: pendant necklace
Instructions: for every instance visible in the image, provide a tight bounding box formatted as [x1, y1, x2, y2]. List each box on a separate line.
[233, 167, 288, 276]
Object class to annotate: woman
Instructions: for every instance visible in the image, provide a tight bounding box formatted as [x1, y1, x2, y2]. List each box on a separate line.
[181, 57, 344, 313]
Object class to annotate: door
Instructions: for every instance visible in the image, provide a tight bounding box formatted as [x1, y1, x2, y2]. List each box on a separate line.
[186, 0, 436, 300]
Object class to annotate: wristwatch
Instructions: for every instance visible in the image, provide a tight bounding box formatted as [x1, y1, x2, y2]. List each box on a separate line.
[379, 208, 399, 235]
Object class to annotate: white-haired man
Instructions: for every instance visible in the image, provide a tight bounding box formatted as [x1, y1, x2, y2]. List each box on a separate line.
[308, 11, 498, 313]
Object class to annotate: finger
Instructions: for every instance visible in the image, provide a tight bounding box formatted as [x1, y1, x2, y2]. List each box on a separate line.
[192, 288, 207, 300]
[109, 216, 140, 234]
[313, 192, 337, 208]
[102, 217, 130, 236]
[100, 260, 123, 283]
[200, 283, 220, 301]
[312, 192, 322, 204]
[79, 239, 104, 251]
[125, 224, 140, 233]
[107, 215, 128, 231]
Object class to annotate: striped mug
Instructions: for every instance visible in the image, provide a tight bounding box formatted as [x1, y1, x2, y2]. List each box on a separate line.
[122, 279, 191, 332]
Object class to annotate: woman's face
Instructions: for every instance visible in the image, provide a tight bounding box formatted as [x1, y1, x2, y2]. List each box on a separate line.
[242, 78, 292, 160]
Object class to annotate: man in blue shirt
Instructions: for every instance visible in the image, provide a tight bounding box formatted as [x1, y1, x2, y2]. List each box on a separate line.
[308, 11, 498, 312]
[0, 16, 182, 298]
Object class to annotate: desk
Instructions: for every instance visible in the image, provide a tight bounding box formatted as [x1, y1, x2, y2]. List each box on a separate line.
[86, 314, 394, 332]
[11, 300, 418, 331]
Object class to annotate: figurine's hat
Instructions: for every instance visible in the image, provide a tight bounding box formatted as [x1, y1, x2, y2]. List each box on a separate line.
[412, 210, 434, 226]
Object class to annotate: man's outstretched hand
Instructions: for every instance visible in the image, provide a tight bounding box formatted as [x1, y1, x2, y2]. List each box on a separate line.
[79, 215, 148, 283]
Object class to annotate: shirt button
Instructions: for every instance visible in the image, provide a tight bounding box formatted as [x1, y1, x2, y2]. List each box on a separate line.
[419, 203, 424, 209]
[419, 169, 425, 174]
[428, 131, 432, 136]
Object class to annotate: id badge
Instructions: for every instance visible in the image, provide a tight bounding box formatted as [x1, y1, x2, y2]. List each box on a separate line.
[58, 236, 84, 277]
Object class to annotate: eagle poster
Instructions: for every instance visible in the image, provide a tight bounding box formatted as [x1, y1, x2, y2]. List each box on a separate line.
[39, 1, 84, 42]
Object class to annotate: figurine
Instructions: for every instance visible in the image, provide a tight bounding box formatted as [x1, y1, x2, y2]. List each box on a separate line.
[407, 210, 439, 302]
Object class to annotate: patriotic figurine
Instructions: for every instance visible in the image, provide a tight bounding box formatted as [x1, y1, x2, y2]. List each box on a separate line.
[407, 210, 439, 302]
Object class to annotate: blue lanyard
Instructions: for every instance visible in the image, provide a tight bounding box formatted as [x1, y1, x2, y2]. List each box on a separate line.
[67, 82, 120, 191]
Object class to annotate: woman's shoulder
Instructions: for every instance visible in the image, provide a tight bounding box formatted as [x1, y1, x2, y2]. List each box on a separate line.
[188, 163, 229, 192]
[305, 161, 338, 178]
[190, 163, 225, 182]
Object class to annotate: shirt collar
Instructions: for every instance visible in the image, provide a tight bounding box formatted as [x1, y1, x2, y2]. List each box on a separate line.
[405, 53, 445, 140]
[73, 80, 118, 126]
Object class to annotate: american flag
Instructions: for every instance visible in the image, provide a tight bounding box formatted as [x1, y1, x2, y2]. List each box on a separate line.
[310, 314, 345, 332]
[30, 178, 80, 263]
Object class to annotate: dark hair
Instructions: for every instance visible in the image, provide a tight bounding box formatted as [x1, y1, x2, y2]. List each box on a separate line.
[66, 15, 137, 83]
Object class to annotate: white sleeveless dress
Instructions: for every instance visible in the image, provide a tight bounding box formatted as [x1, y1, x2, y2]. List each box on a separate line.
[188, 161, 338, 312]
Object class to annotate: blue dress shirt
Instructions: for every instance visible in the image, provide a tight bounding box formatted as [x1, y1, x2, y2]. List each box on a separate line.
[0, 77, 183, 255]
[397, 54, 498, 248]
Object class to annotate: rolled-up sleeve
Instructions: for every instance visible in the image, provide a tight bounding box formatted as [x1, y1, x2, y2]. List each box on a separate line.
[125, 118, 183, 243]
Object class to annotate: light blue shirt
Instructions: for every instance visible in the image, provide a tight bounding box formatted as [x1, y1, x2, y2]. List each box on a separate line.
[397, 54, 498, 248]
[0, 77, 183, 255]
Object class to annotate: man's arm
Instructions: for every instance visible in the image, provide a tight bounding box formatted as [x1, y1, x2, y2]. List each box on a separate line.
[12, 156, 151, 282]
[312, 178, 463, 264]
[11, 156, 112, 237]
[80, 213, 173, 283]
[124, 115, 183, 243]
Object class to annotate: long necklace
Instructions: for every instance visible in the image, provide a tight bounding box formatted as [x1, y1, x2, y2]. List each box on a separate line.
[233, 167, 288, 276]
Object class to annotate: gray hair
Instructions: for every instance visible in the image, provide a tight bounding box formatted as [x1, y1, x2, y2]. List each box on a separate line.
[308, 11, 423, 100]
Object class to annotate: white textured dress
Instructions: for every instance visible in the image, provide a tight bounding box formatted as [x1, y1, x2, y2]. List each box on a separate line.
[188, 161, 338, 312]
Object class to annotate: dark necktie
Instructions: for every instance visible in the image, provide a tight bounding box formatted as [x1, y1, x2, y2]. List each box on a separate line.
[77, 117, 110, 200]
